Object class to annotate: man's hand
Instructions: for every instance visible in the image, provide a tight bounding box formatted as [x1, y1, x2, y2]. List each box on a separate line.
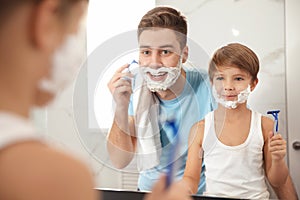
[107, 64, 133, 110]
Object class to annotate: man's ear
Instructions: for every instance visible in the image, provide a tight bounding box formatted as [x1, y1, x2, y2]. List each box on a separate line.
[182, 46, 189, 63]
[30, 0, 62, 52]
[251, 78, 259, 91]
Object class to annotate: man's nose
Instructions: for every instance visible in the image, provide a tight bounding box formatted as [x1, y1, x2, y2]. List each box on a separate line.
[148, 53, 162, 68]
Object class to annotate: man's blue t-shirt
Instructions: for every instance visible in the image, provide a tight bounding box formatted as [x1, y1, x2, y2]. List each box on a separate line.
[128, 68, 215, 194]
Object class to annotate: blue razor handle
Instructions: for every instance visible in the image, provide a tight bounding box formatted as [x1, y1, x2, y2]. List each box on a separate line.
[122, 59, 138, 81]
[164, 119, 179, 188]
[126, 59, 138, 73]
[267, 110, 280, 134]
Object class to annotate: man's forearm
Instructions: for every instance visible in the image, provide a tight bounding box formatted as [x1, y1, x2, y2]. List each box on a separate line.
[107, 118, 135, 169]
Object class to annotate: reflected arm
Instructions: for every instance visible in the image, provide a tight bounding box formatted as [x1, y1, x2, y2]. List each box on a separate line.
[107, 115, 136, 169]
[182, 121, 205, 194]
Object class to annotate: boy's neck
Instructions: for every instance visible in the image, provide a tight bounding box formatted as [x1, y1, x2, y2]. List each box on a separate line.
[215, 103, 250, 121]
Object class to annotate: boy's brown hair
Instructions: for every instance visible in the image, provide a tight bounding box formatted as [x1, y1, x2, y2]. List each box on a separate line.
[0, 0, 87, 27]
[137, 6, 188, 49]
[209, 43, 259, 82]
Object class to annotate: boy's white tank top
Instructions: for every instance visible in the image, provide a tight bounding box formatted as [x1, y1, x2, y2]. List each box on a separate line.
[202, 110, 269, 199]
[0, 112, 44, 150]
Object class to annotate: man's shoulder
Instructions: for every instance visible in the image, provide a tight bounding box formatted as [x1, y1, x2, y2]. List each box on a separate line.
[184, 67, 210, 91]
[185, 67, 209, 83]
[185, 67, 208, 75]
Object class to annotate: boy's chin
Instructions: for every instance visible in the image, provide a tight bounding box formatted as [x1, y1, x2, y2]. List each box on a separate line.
[34, 90, 56, 107]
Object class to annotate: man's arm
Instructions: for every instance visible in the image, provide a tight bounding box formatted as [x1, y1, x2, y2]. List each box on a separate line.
[107, 115, 136, 169]
[107, 64, 136, 169]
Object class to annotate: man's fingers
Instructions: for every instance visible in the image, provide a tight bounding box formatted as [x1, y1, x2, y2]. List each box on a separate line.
[115, 63, 130, 73]
[109, 72, 131, 86]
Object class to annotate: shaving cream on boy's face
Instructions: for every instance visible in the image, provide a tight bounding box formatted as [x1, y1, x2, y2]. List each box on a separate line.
[38, 21, 86, 95]
[212, 85, 251, 109]
[140, 57, 182, 92]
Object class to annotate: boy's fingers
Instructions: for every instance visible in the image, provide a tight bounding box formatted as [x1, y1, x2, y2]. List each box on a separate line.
[152, 175, 166, 193]
[270, 139, 286, 146]
[269, 131, 274, 139]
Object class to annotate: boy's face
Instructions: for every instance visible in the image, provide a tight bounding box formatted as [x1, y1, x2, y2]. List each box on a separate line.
[212, 66, 257, 102]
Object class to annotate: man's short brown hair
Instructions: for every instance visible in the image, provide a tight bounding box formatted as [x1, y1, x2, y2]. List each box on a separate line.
[137, 6, 188, 49]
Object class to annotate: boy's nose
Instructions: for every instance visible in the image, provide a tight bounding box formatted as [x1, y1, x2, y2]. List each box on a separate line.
[223, 81, 234, 91]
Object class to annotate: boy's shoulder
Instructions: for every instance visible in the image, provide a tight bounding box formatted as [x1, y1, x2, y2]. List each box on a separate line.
[260, 113, 274, 142]
[0, 141, 95, 200]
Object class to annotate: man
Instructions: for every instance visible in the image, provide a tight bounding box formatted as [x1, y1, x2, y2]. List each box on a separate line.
[107, 6, 214, 194]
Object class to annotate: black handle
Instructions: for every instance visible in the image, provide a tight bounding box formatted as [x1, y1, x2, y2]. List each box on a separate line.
[292, 141, 300, 150]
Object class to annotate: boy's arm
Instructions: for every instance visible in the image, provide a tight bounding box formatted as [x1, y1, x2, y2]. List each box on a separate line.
[262, 116, 289, 187]
[273, 174, 299, 200]
[182, 120, 205, 194]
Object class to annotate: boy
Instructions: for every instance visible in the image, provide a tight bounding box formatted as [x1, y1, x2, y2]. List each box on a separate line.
[182, 43, 289, 199]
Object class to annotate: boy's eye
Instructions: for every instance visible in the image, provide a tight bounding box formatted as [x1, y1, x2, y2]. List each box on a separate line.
[215, 77, 223, 81]
[235, 77, 244, 81]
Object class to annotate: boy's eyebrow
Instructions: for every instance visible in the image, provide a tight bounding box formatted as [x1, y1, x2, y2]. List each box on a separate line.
[233, 73, 248, 77]
[213, 73, 223, 76]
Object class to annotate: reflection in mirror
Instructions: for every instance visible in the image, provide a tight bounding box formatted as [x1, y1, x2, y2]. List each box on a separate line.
[33, 0, 297, 199]
[89, 0, 287, 196]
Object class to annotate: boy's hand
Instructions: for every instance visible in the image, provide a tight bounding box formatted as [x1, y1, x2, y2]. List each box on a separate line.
[144, 175, 192, 200]
[269, 132, 287, 162]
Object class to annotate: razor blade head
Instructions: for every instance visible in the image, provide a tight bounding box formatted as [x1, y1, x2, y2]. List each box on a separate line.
[267, 110, 280, 115]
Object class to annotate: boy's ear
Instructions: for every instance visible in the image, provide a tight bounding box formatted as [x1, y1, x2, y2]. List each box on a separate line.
[251, 78, 259, 91]
[182, 46, 189, 63]
[30, 0, 62, 52]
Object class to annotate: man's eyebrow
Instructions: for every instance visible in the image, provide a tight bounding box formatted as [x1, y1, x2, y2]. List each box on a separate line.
[139, 44, 175, 49]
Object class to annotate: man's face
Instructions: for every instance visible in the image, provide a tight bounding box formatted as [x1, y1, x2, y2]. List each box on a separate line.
[138, 28, 182, 67]
[138, 28, 188, 94]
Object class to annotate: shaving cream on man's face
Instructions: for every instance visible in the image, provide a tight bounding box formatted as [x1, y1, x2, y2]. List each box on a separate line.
[140, 57, 182, 92]
[212, 85, 251, 109]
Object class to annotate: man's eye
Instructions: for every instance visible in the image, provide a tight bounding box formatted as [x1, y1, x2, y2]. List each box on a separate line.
[140, 50, 150, 55]
[161, 50, 170, 55]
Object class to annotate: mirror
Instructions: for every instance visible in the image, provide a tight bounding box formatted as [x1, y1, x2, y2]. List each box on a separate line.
[32, 0, 287, 196]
